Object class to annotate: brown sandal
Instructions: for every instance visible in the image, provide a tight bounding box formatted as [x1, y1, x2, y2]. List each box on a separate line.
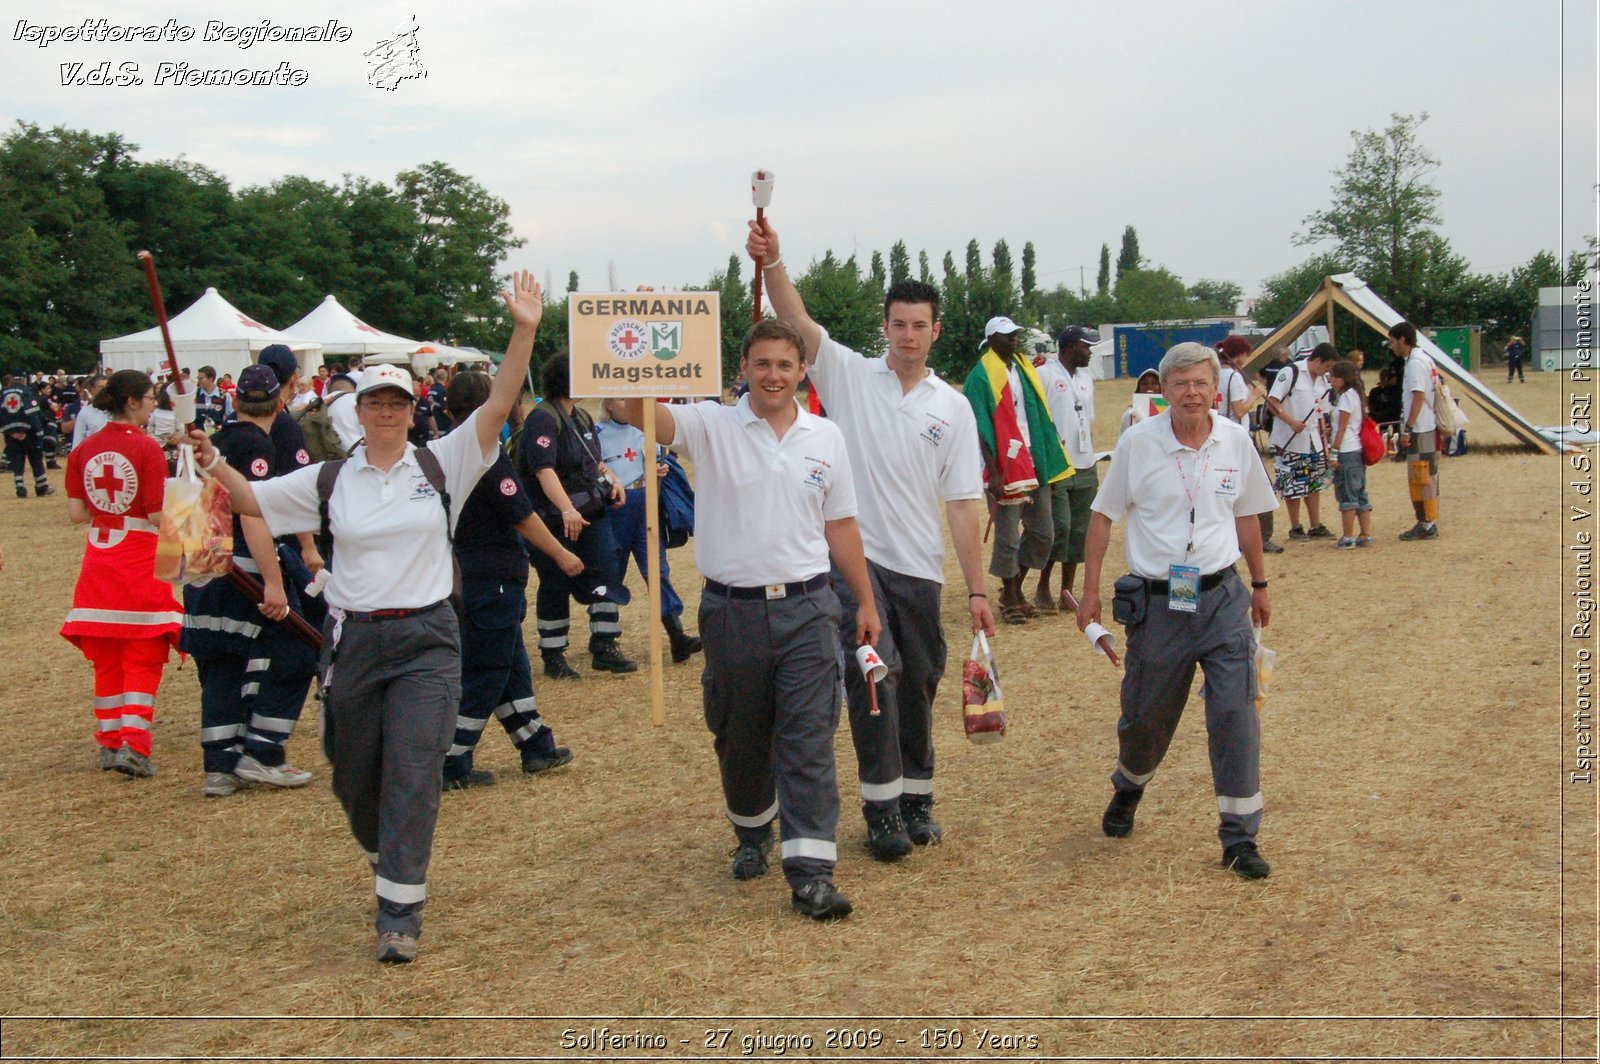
[1001, 602, 1029, 625]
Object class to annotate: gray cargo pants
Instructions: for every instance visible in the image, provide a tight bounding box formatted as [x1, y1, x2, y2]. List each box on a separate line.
[1110, 570, 1263, 850]
[830, 560, 946, 808]
[320, 601, 460, 938]
[699, 582, 844, 889]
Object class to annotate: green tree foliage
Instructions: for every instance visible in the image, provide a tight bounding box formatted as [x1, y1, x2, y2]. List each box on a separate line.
[795, 251, 883, 357]
[104, 158, 241, 314]
[395, 161, 524, 348]
[1112, 267, 1193, 322]
[964, 239, 982, 280]
[1021, 242, 1037, 301]
[1116, 226, 1141, 277]
[888, 241, 911, 285]
[1097, 243, 1111, 296]
[340, 175, 426, 338]
[918, 250, 933, 285]
[566, 271, 579, 293]
[230, 176, 354, 325]
[931, 240, 1022, 380]
[869, 250, 887, 295]
[1296, 112, 1444, 318]
[1187, 279, 1243, 317]
[0, 123, 145, 373]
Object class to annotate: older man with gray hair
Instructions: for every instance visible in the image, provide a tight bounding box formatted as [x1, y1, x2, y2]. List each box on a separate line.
[1076, 342, 1278, 879]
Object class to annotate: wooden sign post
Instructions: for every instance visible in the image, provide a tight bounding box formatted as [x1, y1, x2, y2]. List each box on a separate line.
[568, 292, 722, 725]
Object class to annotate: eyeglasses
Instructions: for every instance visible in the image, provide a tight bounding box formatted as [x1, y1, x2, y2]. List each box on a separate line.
[361, 399, 413, 412]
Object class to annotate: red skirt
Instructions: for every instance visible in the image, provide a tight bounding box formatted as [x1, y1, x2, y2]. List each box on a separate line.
[60, 519, 183, 650]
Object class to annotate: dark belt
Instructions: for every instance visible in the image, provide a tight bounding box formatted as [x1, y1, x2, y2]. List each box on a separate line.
[704, 573, 828, 601]
[1142, 566, 1236, 596]
[342, 600, 450, 622]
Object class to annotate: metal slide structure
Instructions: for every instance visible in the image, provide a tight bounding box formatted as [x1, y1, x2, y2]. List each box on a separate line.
[1243, 274, 1563, 455]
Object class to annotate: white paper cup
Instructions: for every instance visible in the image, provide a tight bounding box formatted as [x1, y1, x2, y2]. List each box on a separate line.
[170, 386, 196, 426]
[854, 644, 887, 683]
[751, 170, 776, 208]
[1084, 622, 1117, 657]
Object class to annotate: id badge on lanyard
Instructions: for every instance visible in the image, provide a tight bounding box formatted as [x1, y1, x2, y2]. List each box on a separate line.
[1170, 448, 1210, 613]
[1168, 563, 1200, 613]
[1075, 401, 1091, 453]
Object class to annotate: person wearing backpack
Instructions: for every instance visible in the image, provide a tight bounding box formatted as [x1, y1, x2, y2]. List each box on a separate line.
[1264, 344, 1336, 541]
[187, 270, 546, 965]
[1387, 321, 1440, 541]
[293, 373, 355, 463]
[1326, 360, 1373, 549]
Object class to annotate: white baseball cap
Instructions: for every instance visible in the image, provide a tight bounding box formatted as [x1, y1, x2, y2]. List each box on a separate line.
[984, 316, 1024, 338]
[355, 363, 416, 400]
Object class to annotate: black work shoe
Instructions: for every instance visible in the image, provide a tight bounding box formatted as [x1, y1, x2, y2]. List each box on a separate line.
[443, 768, 496, 790]
[1223, 840, 1272, 879]
[664, 616, 703, 663]
[1287, 526, 1308, 541]
[1102, 787, 1144, 838]
[13, 487, 25, 499]
[1398, 523, 1438, 541]
[791, 878, 852, 919]
[521, 746, 573, 775]
[590, 640, 638, 673]
[1261, 539, 1285, 554]
[1307, 524, 1333, 538]
[730, 837, 771, 881]
[35, 485, 53, 497]
[864, 806, 913, 861]
[542, 654, 580, 680]
[900, 794, 942, 845]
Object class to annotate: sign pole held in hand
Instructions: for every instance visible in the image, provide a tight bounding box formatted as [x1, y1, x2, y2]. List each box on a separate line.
[750, 170, 775, 322]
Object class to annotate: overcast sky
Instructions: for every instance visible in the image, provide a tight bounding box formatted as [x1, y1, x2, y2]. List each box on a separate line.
[5, 0, 1596, 309]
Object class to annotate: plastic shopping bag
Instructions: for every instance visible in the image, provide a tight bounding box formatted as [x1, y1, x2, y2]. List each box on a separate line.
[1253, 625, 1276, 712]
[961, 631, 1006, 743]
[155, 444, 233, 586]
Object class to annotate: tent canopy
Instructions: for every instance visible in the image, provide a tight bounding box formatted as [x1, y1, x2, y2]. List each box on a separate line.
[98, 287, 321, 381]
[1244, 274, 1560, 455]
[364, 341, 493, 372]
[282, 295, 419, 358]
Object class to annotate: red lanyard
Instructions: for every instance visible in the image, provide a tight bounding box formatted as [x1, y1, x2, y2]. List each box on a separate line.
[1173, 448, 1212, 559]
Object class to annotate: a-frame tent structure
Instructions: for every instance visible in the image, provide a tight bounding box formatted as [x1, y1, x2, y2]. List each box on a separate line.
[1245, 274, 1559, 455]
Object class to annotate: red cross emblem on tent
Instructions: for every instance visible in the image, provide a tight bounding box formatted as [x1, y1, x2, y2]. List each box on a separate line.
[354, 320, 381, 335]
[237, 314, 270, 332]
[84, 451, 138, 514]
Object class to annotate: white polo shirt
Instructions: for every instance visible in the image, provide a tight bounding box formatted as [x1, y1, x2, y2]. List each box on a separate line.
[669, 395, 856, 587]
[1037, 359, 1097, 471]
[808, 329, 983, 583]
[1401, 351, 1438, 433]
[1093, 411, 1277, 580]
[1267, 361, 1330, 453]
[252, 409, 495, 611]
[328, 391, 361, 452]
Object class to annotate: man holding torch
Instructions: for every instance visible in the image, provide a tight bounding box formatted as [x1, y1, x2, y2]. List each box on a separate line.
[746, 217, 993, 861]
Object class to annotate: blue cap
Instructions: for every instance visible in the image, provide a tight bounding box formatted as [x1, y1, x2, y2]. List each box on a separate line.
[256, 344, 298, 386]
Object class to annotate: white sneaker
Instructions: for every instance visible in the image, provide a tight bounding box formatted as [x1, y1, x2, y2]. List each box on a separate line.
[204, 771, 243, 797]
[233, 754, 313, 788]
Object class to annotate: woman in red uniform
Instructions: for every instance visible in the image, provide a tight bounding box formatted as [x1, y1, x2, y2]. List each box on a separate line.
[61, 370, 183, 778]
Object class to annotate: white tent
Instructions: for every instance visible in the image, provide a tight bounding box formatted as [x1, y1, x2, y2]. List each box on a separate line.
[1244, 274, 1560, 455]
[282, 295, 419, 362]
[364, 341, 493, 373]
[99, 287, 322, 381]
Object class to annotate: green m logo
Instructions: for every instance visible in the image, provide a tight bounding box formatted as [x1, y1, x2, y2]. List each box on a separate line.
[649, 321, 682, 361]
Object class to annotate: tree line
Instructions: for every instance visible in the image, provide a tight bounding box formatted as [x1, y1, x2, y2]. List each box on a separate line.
[4, 116, 1591, 382]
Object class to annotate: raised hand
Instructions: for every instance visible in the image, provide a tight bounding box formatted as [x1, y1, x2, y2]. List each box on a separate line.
[746, 218, 781, 268]
[501, 269, 543, 330]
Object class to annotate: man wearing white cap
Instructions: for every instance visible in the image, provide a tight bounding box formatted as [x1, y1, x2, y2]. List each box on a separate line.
[963, 317, 1074, 625]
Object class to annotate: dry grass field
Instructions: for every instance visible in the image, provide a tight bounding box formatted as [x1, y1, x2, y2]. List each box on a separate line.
[0, 368, 1593, 1062]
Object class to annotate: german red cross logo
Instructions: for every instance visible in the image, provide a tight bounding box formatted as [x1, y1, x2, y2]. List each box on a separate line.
[607, 318, 649, 362]
[295, 448, 309, 465]
[250, 457, 269, 477]
[84, 451, 139, 515]
[499, 477, 517, 496]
